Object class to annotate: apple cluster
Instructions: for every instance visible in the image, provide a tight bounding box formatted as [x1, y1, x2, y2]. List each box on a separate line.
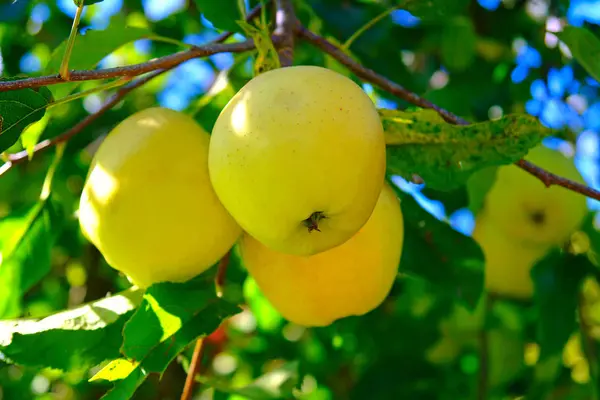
[78, 65, 405, 328]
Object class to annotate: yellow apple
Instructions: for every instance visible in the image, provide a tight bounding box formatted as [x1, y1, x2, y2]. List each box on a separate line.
[473, 211, 550, 299]
[208, 65, 386, 256]
[78, 107, 242, 288]
[483, 145, 588, 247]
[239, 183, 403, 327]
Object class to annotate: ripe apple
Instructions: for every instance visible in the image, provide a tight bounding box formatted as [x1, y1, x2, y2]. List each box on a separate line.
[239, 183, 404, 327]
[208, 65, 386, 256]
[483, 145, 587, 247]
[79, 107, 242, 288]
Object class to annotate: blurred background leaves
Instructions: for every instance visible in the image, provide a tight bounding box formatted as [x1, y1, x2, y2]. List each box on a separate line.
[1, 0, 600, 399]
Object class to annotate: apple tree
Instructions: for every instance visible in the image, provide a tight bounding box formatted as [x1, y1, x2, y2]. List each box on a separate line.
[1, 0, 600, 399]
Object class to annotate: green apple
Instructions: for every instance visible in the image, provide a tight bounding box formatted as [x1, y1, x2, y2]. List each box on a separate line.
[483, 144, 588, 247]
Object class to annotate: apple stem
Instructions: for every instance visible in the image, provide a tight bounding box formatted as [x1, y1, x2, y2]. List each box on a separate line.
[304, 211, 325, 233]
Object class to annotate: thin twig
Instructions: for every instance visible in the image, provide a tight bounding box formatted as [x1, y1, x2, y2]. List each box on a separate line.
[515, 159, 600, 200]
[273, 0, 296, 67]
[59, 0, 85, 80]
[342, 5, 400, 51]
[0, 71, 166, 175]
[2, 4, 267, 92]
[297, 26, 600, 202]
[0, 41, 255, 92]
[180, 338, 205, 400]
[0, 9, 267, 174]
[297, 26, 469, 125]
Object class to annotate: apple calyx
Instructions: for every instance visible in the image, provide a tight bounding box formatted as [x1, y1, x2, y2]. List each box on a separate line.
[303, 211, 325, 233]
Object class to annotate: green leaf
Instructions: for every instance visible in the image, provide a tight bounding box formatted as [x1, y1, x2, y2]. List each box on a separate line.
[420, 186, 469, 215]
[392, 184, 485, 308]
[532, 251, 592, 360]
[44, 14, 151, 97]
[396, 0, 469, 20]
[121, 274, 232, 361]
[20, 112, 51, 157]
[0, 195, 64, 319]
[98, 300, 240, 400]
[0, 85, 53, 153]
[200, 361, 300, 399]
[243, 275, 284, 333]
[194, 0, 245, 33]
[466, 166, 499, 215]
[557, 26, 600, 83]
[0, 288, 143, 371]
[441, 16, 476, 72]
[382, 109, 549, 191]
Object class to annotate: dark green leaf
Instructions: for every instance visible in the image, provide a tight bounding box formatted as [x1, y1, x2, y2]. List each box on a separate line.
[194, 0, 245, 33]
[0, 195, 64, 319]
[0, 86, 53, 153]
[121, 275, 227, 361]
[532, 251, 592, 360]
[420, 186, 469, 215]
[99, 300, 240, 400]
[582, 214, 600, 263]
[383, 109, 549, 190]
[466, 166, 499, 215]
[441, 16, 476, 72]
[0, 288, 143, 371]
[392, 184, 485, 308]
[45, 14, 151, 97]
[396, 0, 470, 20]
[200, 361, 300, 399]
[556, 26, 600, 83]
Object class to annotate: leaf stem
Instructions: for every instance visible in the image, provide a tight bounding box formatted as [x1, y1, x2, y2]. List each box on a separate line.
[40, 142, 66, 201]
[148, 35, 195, 49]
[341, 5, 399, 51]
[180, 338, 205, 400]
[48, 78, 132, 110]
[59, 1, 85, 80]
[238, 0, 247, 19]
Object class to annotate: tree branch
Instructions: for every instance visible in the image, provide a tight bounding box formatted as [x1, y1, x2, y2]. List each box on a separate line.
[515, 159, 600, 199]
[0, 8, 268, 175]
[297, 26, 600, 202]
[0, 71, 166, 176]
[297, 26, 469, 125]
[180, 338, 205, 400]
[0, 41, 255, 92]
[273, 0, 296, 67]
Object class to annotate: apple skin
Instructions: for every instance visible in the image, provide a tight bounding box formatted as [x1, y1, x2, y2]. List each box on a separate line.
[483, 145, 588, 248]
[239, 183, 404, 327]
[79, 107, 242, 288]
[473, 210, 551, 300]
[208, 65, 386, 256]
